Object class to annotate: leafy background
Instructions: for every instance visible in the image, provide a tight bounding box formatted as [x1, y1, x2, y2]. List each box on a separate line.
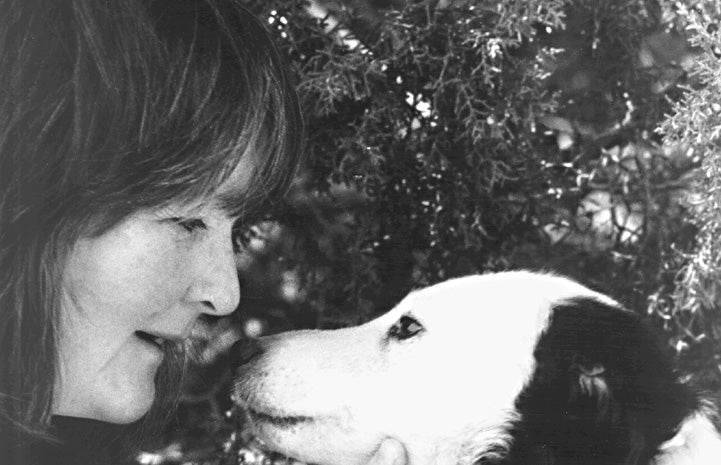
[135, 1, 721, 463]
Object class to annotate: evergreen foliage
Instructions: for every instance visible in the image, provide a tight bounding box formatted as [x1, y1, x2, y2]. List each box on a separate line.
[658, 1, 721, 393]
[141, 1, 721, 463]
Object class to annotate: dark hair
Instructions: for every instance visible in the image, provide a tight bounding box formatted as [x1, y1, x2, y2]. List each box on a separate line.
[0, 0, 302, 456]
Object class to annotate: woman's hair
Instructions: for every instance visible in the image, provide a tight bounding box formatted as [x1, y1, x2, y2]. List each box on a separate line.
[0, 0, 302, 456]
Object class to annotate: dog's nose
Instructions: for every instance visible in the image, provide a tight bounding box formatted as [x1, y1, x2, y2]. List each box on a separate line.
[229, 337, 264, 369]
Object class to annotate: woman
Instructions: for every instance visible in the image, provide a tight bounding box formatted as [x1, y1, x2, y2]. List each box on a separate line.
[0, 1, 407, 464]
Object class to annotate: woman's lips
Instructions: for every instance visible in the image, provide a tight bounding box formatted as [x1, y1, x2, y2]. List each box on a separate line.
[134, 331, 166, 357]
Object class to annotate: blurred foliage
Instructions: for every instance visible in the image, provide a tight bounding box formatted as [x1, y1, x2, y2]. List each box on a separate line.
[139, 0, 721, 463]
[657, 1, 721, 396]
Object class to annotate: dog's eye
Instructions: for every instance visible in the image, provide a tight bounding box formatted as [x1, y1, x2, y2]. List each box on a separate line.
[388, 315, 424, 340]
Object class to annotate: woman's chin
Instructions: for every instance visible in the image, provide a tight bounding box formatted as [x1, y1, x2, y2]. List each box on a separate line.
[98, 384, 156, 424]
[55, 381, 157, 424]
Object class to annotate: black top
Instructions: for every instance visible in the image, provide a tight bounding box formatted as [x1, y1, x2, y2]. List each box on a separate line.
[8, 416, 133, 465]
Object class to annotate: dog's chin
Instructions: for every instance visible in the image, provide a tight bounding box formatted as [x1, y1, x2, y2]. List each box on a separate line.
[244, 406, 382, 465]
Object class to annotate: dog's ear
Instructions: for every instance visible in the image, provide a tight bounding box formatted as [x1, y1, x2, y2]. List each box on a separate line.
[568, 355, 611, 420]
[502, 297, 699, 465]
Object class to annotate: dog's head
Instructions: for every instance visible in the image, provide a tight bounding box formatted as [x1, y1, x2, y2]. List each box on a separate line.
[232, 271, 701, 465]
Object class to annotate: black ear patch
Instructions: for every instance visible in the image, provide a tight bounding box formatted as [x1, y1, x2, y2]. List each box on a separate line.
[491, 297, 698, 465]
[569, 357, 610, 419]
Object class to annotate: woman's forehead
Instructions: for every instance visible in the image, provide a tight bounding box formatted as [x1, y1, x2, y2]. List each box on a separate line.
[210, 153, 259, 213]
[157, 154, 256, 215]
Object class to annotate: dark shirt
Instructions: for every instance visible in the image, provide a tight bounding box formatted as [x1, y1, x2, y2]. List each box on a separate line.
[11, 416, 133, 465]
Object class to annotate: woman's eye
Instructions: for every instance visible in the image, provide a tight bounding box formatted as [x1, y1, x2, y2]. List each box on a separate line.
[171, 218, 207, 233]
[388, 315, 424, 340]
[231, 220, 251, 253]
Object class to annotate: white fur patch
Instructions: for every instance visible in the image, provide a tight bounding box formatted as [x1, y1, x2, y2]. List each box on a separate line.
[233, 271, 720, 465]
[653, 413, 721, 465]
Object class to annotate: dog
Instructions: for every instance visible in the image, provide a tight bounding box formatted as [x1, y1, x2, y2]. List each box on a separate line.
[231, 271, 721, 465]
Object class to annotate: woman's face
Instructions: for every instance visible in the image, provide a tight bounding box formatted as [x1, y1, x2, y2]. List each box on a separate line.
[55, 181, 245, 423]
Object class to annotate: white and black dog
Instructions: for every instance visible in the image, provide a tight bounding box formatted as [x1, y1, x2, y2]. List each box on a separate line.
[232, 271, 721, 465]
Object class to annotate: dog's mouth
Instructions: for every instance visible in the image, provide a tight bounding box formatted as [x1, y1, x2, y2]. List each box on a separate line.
[243, 404, 314, 428]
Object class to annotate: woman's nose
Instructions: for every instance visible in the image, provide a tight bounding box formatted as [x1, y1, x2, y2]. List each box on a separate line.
[186, 232, 240, 316]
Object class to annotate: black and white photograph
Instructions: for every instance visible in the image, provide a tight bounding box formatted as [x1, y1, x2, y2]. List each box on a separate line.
[1, 1, 720, 464]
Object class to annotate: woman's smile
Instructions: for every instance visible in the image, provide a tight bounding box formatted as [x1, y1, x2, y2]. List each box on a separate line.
[134, 331, 167, 358]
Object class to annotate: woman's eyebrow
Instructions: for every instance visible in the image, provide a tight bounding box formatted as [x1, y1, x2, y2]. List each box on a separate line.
[214, 189, 256, 220]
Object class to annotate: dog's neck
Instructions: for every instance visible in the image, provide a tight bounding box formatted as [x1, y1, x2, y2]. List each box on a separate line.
[443, 411, 721, 465]
[404, 418, 516, 465]
[400, 434, 478, 465]
[651, 413, 721, 465]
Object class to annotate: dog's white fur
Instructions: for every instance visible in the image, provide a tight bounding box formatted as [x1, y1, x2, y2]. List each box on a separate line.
[233, 271, 721, 465]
